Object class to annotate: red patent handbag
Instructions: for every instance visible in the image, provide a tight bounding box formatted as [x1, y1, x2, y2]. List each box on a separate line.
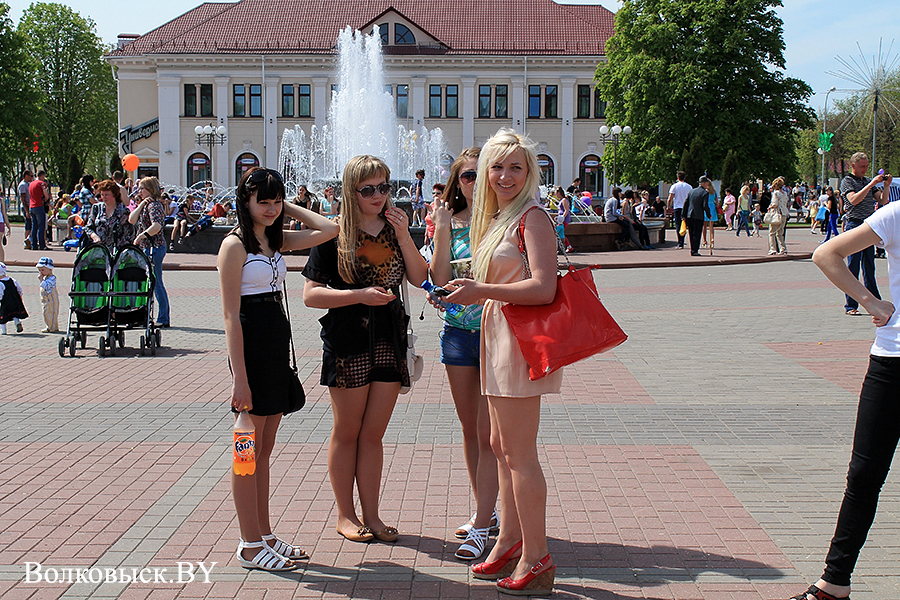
[501, 207, 627, 381]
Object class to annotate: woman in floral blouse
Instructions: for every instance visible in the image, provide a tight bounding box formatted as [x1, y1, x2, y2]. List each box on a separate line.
[84, 180, 133, 251]
[128, 176, 170, 327]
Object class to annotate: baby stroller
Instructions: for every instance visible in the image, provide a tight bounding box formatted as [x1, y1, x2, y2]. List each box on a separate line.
[107, 244, 160, 356]
[59, 243, 112, 357]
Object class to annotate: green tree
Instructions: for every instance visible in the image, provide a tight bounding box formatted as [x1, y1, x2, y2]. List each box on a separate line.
[678, 136, 704, 186]
[720, 149, 741, 197]
[0, 3, 39, 182]
[596, 0, 814, 187]
[18, 3, 117, 192]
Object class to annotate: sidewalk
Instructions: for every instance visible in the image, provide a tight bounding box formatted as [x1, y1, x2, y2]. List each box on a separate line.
[2, 221, 826, 271]
[1, 223, 896, 600]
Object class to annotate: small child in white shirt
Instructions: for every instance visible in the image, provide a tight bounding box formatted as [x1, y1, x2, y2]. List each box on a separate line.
[0, 261, 28, 334]
[37, 256, 59, 333]
[751, 203, 763, 237]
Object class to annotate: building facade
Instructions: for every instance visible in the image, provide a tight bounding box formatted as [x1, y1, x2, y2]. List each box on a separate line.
[107, 0, 615, 192]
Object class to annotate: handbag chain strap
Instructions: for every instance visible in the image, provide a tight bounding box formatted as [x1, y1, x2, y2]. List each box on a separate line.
[281, 277, 298, 373]
[515, 206, 570, 280]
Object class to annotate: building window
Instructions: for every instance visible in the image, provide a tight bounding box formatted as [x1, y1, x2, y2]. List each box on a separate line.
[187, 152, 210, 187]
[579, 154, 602, 194]
[235, 152, 259, 186]
[379, 24, 388, 45]
[396, 84, 408, 118]
[537, 154, 555, 187]
[429, 85, 442, 118]
[545, 86, 558, 118]
[233, 84, 245, 117]
[446, 85, 458, 118]
[282, 84, 294, 117]
[478, 85, 491, 118]
[528, 85, 541, 119]
[200, 84, 213, 117]
[298, 84, 311, 117]
[595, 94, 606, 119]
[577, 85, 591, 118]
[250, 84, 262, 117]
[495, 85, 508, 118]
[383, 84, 392, 95]
[184, 85, 197, 117]
[395, 23, 415, 45]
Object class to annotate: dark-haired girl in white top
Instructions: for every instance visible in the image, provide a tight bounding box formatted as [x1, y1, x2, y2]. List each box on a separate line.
[218, 167, 338, 571]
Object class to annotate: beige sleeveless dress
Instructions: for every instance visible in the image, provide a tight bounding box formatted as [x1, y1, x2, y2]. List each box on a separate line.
[480, 201, 563, 398]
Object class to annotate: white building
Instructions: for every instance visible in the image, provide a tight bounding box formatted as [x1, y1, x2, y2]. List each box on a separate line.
[106, 0, 615, 192]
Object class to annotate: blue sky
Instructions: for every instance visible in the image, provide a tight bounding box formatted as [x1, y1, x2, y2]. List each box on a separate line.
[6, 0, 899, 114]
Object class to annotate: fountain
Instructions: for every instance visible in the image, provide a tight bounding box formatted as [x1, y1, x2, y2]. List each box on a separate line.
[278, 27, 447, 200]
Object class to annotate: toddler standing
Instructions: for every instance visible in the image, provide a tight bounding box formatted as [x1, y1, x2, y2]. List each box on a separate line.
[750, 203, 763, 237]
[0, 262, 28, 334]
[37, 257, 59, 333]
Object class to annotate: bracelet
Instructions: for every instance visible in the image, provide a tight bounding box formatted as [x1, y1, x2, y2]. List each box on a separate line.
[399, 235, 412, 247]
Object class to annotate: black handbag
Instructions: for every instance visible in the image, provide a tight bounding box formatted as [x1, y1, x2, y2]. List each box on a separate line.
[282, 282, 306, 414]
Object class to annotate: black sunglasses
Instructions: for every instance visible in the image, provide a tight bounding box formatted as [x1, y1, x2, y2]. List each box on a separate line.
[459, 170, 477, 183]
[246, 168, 283, 185]
[356, 182, 392, 198]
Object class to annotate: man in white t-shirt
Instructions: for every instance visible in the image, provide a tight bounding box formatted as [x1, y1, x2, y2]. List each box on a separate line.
[667, 171, 692, 249]
[17, 171, 33, 249]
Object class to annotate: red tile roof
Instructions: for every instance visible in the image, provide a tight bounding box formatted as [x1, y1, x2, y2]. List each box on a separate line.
[108, 0, 615, 57]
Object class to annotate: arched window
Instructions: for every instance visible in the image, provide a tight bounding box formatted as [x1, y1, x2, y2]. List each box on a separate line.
[578, 155, 603, 195]
[395, 23, 415, 45]
[537, 154, 555, 187]
[235, 153, 259, 186]
[378, 24, 388, 45]
[187, 152, 210, 187]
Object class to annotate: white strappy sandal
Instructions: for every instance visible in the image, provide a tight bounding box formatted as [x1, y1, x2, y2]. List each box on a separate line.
[262, 534, 309, 560]
[455, 526, 490, 560]
[236, 539, 299, 571]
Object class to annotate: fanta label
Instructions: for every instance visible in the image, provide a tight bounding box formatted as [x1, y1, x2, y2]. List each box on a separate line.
[233, 433, 255, 463]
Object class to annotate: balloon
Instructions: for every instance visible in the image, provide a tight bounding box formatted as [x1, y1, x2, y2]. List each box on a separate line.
[122, 154, 139, 171]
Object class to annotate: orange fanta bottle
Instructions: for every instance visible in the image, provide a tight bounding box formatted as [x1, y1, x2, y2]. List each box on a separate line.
[233, 410, 256, 476]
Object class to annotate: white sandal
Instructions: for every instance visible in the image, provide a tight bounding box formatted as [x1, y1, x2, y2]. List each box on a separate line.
[455, 510, 499, 539]
[262, 533, 309, 560]
[236, 539, 299, 571]
[455, 526, 490, 560]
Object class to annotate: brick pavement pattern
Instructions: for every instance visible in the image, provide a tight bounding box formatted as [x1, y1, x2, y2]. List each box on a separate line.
[1, 228, 898, 599]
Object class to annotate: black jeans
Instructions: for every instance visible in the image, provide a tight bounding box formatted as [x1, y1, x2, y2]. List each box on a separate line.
[823, 355, 900, 586]
[612, 218, 635, 245]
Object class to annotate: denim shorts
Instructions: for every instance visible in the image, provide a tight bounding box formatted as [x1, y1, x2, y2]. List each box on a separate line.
[440, 324, 480, 367]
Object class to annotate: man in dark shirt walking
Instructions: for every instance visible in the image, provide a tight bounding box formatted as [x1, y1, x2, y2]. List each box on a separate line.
[683, 176, 713, 256]
[839, 152, 891, 315]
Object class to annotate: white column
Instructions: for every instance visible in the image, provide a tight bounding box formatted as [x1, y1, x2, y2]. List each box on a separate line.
[215, 76, 230, 186]
[156, 74, 181, 185]
[461, 77, 475, 150]
[264, 76, 279, 167]
[410, 76, 426, 129]
[560, 78, 575, 188]
[312, 76, 328, 129]
[510, 76, 525, 131]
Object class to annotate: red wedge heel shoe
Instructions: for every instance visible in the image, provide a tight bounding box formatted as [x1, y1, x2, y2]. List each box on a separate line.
[497, 553, 555, 596]
[471, 540, 522, 580]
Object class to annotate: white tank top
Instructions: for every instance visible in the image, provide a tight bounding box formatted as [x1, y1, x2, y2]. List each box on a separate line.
[241, 251, 285, 295]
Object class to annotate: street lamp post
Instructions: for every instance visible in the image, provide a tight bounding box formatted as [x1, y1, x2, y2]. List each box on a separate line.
[598, 124, 631, 188]
[194, 124, 227, 183]
[819, 86, 836, 189]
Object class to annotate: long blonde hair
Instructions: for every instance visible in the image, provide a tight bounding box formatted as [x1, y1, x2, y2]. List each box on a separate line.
[337, 155, 392, 283]
[470, 128, 540, 282]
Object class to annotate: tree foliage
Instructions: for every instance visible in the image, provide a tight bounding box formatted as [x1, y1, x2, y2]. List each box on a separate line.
[0, 3, 39, 183]
[596, 0, 814, 187]
[720, 149, 741, 196]
[18, 3, 117, 191]
[678, 136, 704, 186]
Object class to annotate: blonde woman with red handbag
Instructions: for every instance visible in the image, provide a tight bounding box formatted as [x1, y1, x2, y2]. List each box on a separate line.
[445, 129, 560, 596]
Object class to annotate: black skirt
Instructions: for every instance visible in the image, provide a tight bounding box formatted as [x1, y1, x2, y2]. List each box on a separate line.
[239, 292, 292, 416]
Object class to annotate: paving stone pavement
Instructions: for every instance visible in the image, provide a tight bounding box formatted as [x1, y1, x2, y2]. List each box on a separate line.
[1, 254, 898, 600]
